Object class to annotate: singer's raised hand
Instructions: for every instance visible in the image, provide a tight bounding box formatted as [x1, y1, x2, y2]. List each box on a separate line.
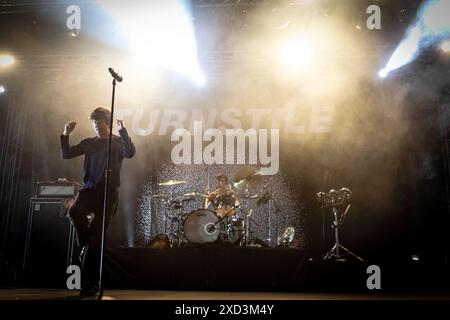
[63, 121, 77, 136]
[117, 119, 125, 130]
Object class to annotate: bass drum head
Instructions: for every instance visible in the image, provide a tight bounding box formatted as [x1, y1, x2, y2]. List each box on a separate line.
[183, 209, 219, 243]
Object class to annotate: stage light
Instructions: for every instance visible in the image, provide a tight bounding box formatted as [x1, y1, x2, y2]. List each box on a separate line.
[98, 0, 205, 86]
[378, 68, 389, 78]
[0, 85, 5, 94]
[193, 73, 206, 87]
[69, 30, 80, 38]
[147, 234, 171, 250]
[278, 38, 314, 71]
[422, 0, 450, 33]
[379, 24, 421, 79]
[0, 55, 14, 67]
[441, 39, 450, 52]
[411, 254, 420, 261]
[379, 0, 450, 77]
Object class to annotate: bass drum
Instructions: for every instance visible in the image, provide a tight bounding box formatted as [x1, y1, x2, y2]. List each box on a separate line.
[182, 209, 220, 244]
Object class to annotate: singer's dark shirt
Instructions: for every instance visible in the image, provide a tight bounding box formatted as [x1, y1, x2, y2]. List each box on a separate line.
[60, 128, 135, 189]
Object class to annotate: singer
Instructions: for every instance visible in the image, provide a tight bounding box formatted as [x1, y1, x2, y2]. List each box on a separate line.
[60, 107, 136, 296]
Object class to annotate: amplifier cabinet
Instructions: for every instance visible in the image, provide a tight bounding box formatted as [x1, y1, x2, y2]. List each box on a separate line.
[23, 198, 77, 286]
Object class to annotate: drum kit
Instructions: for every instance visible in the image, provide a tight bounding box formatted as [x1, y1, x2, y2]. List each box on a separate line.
[150, 167, 278, 248]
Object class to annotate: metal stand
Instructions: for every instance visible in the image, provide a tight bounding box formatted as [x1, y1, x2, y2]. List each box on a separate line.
[163, 188, 175, 235]
[98, 77, 118, 300]
[317, 188, 364, 262]
[242, 207, 250, 247]
[323, 206, 364, 262]
[269, 196, 281, 247]
[256, 186, 281, 247]
[236, 205, 258, 247]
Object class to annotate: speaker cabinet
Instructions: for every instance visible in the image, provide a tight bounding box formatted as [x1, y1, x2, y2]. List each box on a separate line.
[23, 198, 77, 287]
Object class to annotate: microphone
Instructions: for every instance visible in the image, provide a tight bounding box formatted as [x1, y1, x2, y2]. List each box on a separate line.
[108, 67, 123, 82]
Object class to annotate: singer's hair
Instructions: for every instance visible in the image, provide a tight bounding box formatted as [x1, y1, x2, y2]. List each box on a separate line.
[89, 107, 111, 127]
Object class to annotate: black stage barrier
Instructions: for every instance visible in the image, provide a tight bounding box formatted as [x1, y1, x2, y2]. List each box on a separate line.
[19, 245, 450, 292]
[103, 246, 371, 292]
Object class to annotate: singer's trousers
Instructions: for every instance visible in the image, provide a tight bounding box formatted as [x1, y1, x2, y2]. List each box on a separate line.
[68, 184, 119, 288]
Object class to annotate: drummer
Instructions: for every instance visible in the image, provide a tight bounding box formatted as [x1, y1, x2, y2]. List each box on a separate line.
[207, 174, 238, 218]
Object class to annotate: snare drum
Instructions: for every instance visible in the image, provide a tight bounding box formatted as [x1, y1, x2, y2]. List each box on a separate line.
[181, 209, 220, 243]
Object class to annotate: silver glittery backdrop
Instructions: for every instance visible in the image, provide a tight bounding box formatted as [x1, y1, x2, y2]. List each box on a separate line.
[136, 163, 306, 248]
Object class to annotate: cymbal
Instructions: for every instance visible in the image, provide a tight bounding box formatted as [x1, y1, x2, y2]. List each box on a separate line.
[237, 193, 259, 200]
[158, 179, 187, 186]
[183, 191, 208, 197]
[233, 166, 263, 191]
[233, 177, 262, 192]
[233, 166, 259, 183]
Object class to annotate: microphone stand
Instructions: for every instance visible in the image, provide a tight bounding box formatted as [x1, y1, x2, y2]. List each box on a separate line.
[97, 76, 118, 300]
[321, 170, 330, 241]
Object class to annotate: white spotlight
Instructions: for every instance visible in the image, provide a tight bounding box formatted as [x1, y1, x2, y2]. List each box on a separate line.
[0, 85, 5, 94]
[378, 68, 389, 78]
[99, 0, 204, 87]
[0, 55, 14, 67]
[279, 38, 314, 70]
[193, 73, 206, 87]
[69, 30, 80, 38]
[441, 39, 450, 53]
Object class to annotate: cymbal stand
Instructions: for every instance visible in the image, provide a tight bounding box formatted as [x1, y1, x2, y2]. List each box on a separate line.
[235, 205, 256, 247]
[162, 195, 168, 235]
[169, 193, 175, 237]
[259, 185, 281, 247]
[245, 207, 254, 247]
[162, 187, 177, 244]
[268, 190, 272, 246]
[271, 196, 282, 247]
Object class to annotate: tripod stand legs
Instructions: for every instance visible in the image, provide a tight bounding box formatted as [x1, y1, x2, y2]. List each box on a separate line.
[323, 206, 364, 262]
[323, 243, 364, 262]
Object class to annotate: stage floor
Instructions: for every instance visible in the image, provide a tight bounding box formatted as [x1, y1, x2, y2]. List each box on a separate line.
[1, 288, 450, 300]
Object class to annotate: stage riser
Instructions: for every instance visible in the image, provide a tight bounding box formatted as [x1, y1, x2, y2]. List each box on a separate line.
[104, 247, 450, 293]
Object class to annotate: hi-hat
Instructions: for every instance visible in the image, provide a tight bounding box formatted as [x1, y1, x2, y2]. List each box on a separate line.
[158, 179, 187, 186]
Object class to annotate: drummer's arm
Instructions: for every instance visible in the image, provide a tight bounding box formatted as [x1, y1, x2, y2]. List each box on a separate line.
[208, 191, 217, 200]
[205, 192, 216, 208]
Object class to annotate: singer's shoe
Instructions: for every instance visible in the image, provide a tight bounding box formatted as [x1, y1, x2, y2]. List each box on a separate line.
[79, 245, 88, 265]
